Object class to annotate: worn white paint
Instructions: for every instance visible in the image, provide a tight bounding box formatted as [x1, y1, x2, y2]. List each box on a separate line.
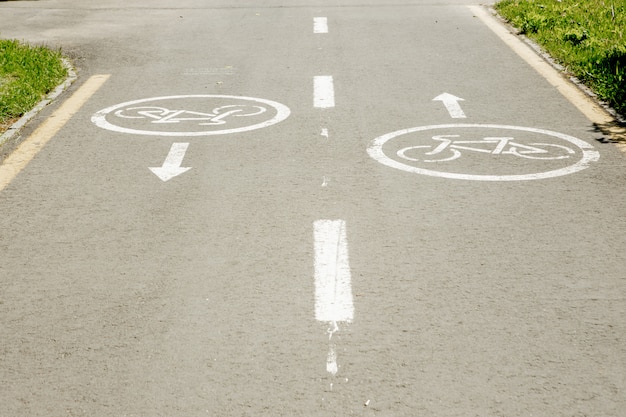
[314, 219, 354, 322]
[433, 93, 466, 118]
[149, 142, 191, 182]
[0, 74, 110, 192]
[321, 127, 329, 138]
[314, 76, 335, 109]
[92, 95, 290, 136]
[326, 320, 339, 375]
[314, 219, 354, 376]
[314, 17, 328, 34]
[326, 344, 338, 375]
[368, 124, 600, 181]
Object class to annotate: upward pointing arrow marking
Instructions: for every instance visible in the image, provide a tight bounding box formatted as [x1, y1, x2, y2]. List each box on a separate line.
[149, 142, 191, 182]
[433, 93, 467, 118]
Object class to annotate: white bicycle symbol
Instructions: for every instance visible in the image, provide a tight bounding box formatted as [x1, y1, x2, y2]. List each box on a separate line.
[397, 135, 576, 163]
[92, 94, 291, 137]
[113, 104, 267, 126]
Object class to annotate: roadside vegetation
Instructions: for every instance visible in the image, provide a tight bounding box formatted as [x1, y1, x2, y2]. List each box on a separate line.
[495, 0, 626, 117]
[0, 39, 67, 131]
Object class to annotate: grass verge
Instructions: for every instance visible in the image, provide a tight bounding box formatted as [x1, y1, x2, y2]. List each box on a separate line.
[0, 39, 67, 128]
[495, 0, 625, 117]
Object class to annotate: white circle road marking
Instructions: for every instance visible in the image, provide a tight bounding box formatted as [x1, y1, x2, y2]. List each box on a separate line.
[367, 124, 600, 181]
[91, 95, 291, 137]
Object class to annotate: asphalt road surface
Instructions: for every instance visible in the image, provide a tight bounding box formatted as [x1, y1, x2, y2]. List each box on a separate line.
[1, 1, 625, 416]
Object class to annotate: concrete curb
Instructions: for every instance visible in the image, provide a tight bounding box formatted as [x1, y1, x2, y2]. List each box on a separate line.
[0, 57, 77, 152]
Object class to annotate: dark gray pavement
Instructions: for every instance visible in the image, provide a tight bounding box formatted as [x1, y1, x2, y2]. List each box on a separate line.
[0, 1, 624, 416]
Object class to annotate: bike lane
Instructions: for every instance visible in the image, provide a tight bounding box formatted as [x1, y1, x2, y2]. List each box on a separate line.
[0, 3, 362, 416]
[295, 3, 626, 416]
[0, 1, 624, 416]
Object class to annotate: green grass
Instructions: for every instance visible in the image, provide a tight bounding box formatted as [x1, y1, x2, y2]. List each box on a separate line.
[495, 0, 626, 116]
[0, 39, 67, 126]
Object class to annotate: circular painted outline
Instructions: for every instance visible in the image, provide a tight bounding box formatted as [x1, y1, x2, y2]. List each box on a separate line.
[367, 124, 600, 182]
[91, 95, 291, 136]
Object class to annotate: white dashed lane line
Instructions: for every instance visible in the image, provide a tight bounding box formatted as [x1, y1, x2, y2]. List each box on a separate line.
[314, 76, 335, 109]
[314, 17, 328, 34]
[313, 219, 354, 323]
[313, 219, 354, 377]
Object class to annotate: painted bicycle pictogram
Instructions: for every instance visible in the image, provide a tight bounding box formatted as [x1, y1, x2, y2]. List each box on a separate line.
[397, 134, 575, 163]
[92, 95, 290, 137]
[113, 104, 267, 126]
[368, 124, 600, 181]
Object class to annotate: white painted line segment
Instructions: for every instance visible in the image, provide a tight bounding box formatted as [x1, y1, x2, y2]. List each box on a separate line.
[314, 220, 353, 377]
[0, 74, 110, 193]
[326, 345, 338, 375]
[314, 219, 354, 323]
[149, 142, 191, 182]
[326, 320, 340, 376]
[0, 58, 76, 150]
[433, 93, 466, 118]
[314, 17, 328, 34]
[314, 76, 335, 109]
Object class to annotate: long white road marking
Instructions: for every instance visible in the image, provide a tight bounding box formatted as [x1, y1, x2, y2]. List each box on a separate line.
[314, 76, 335, 108]
[314, 219, 354, 376]
[433, 93, 466, 118]
[314, 17, 328, 34]
[314, 219, 354, 323]
[149, 142, 191, 182]
[0, 74, 110, 193]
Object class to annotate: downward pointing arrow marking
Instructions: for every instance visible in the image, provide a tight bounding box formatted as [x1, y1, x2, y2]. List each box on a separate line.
[149, 142, 191, 182]
[433, 93, 467, 118]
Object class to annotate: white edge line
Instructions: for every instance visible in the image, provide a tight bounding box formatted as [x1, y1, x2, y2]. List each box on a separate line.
[0, 58, 77, 150]
[0, 74, 110, 192]
[469, 5, 614, 126]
